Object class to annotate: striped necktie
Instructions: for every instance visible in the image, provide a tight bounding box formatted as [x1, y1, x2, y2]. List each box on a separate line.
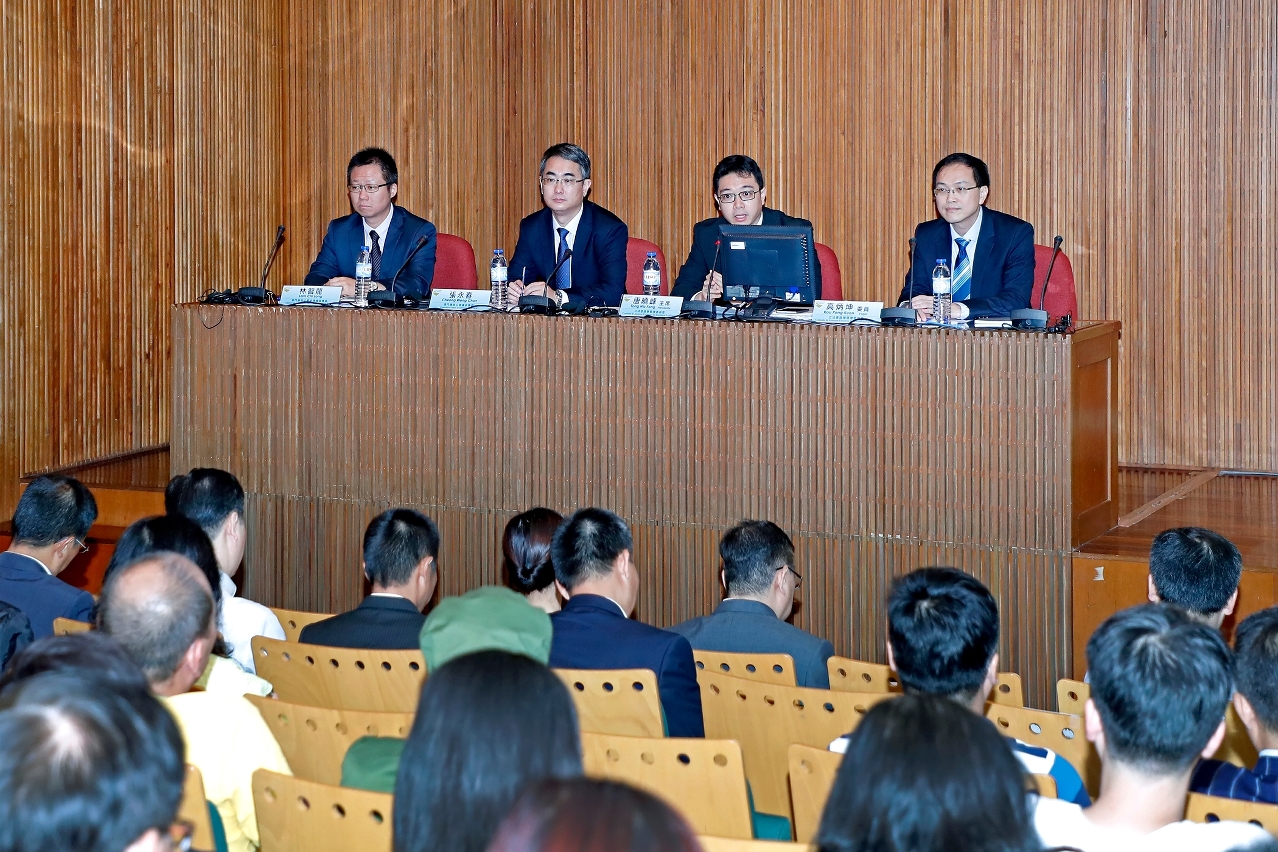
[952, 237, 971, 302]
[370, 231, 383, 280]
[555, 227, 571, 290]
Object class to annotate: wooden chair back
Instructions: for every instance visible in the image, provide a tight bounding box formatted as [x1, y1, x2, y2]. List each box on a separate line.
[1032, 773, 1058, 798]
[1056, 678, 1088, 715]
[788, 743, 841, 843]
[252, 769, 392, 852]
[268, 607, 332, 644]
[178, 764, 218, 852]
[52, 617, 92, 635]
[251, 637, 425, 713]
[581, 732, 753, 839]
[694, 650, 797, 686]
[698, 838, 809, 852]
[1186, 792, 1278, 835]
[554, 668, 665, 737]
[827, 656, 1022, 706]
[985, 704, 1100, 797]
[246, 695, 413, 785]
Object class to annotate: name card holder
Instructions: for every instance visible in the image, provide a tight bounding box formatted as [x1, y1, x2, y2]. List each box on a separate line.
[279, 285, 342, 306]
[812, 300, 883, 324]
[429, 289, 493, 311]
[619, 294, 683, 318]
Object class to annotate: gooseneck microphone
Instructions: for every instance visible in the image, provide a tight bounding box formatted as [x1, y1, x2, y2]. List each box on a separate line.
[1038, 235, 1063, 311]
[1011, 235, 1063, 331]
[682, 239, 720, 319]
[519, 249, 572, 314]
[236, 225, 286, 304]
[370, 235, 431, 307]
[880, 235, 920, 327]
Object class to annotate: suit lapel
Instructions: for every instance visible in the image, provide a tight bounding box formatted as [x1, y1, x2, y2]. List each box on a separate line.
[971, 208, 998, 297]
[570, 203, 595, 289]
[382, 209, 407, 271]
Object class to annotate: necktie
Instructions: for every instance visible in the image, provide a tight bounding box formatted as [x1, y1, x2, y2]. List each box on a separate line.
[370, 231, 383, 280]
[952, 237, 971, 302]
[555, 227, 571, 291]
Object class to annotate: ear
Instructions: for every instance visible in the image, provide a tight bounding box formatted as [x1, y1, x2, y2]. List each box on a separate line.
[720, 567, 727, 593]
[759, 187, 768, 203]
[1223, 588, 1240, 617]
[555, 580, 571, 600]
[1084, 698, 1106, 751]
[615, 549, 633, 582]
[978, 185, 989, 205]
[885, 641, 897, 671]
[1234, 692, 1260, 739]
[1147, 574, 1161, 603]
[181, 635, 211, 685]
[224, 511, 244, 542]
[983, 653, 1000, 696]
[582, 178, 593, 197]
[1201, 718, 1228, 759]
[389, 182, 398, 200]
[773, 566, 789, 594]
[419, 557, 437, 595]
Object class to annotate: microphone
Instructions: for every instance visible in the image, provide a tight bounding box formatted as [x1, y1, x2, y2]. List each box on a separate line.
[236, 225, 285, 304]
[518, 249, 572, 314]
[1011, 235, 1062, 331]
[682, 239, 719, 319]
[370, 235, 431, 307]
[880, 235, 920, 327]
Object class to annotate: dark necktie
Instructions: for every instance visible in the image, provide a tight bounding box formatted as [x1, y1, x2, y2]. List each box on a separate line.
[952, 237, 971, 301]
[555, 227, 570, 290]
[370, 231, 383, 279]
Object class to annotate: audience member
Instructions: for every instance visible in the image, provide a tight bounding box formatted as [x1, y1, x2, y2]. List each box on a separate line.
[301, 508, 440, 649]
[393, 649, 582, 852]
[0, 599, 33, 671]
[671, 519, 833, 687]
[166, 468, 285, 671]
[1148, 527, 1242, 629]
[0, 474, 97, 637]
[0, 672, 186, 852]
[0, 630, 148, 693]
[548, 507, 704, 738]
[503, 507, 564, 614]
[486, 778, 701, 852]
[1035, 603, 1272, 851]
[816, 693, 1042, 852]
[98, 552, 291, 852]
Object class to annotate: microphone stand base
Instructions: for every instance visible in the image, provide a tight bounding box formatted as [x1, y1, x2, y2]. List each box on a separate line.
[1010, 308, 1049, 330]
[681, 300, 715, 319]
[879, 307, 917, 327]
[368, 290, 403, 308]
[517, 294, 556, 315]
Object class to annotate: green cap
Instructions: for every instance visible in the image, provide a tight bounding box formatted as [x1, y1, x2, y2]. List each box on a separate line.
[418, 585, 553, 670]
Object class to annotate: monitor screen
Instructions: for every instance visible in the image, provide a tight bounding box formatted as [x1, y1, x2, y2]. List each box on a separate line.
[717, 224, 817, 306]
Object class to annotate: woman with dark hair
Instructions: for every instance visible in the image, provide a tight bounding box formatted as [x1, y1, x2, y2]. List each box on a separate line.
[393, 649, 582, 852]
[815, 693, 1045, 852]
[485, 777, 701, 852]
[502, 508, 564, 614]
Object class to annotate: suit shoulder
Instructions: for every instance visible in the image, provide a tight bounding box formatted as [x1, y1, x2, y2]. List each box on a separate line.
[668, 615, 709, 638]
[985, 207, 1033, 233]
[587, 201, 628, 230]
[518, 207, 550, 230]
[326, 213, 360, 233]
[394, 206, 435, 232]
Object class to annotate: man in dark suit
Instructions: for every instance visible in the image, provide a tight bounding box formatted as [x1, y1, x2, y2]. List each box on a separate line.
[507, 143, 628, 310]
[897, 152, 1035, 320]
[0, 475, 97, 638]
[672, 154, 823, 301]
[548, 507, 703, 738]
[299, 509, 439, 650]
[305, 147, 438, 298]
[670, 520, 833, 688]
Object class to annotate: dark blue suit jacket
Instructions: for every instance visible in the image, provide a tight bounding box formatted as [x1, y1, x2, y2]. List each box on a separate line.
[671, 207, 823, 300]
[669, 599, 835, 689]
[298, 595, 425, 651]
[549, 594, 704, 738]
[509, 201, 628, 309]
[897, 207, 1035, 318]
[0, 551, 95, 639]
[304, 208, 438, 297]
[1191, 755, 1278, 804]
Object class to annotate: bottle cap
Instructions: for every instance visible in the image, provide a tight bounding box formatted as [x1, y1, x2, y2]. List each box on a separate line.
[935, 259, 947, 265]
[363, 245, 371, 251]
[647, 252, 656, 257]
[495, 249, 504, 254]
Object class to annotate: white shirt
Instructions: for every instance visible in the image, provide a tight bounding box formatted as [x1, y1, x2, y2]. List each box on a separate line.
[218, 572, 286, 674]
[551, 205, 585, 292]
[361, 205, 395, 268]
[1033, 795, 1273, 852]
[948, 207, 983, 319]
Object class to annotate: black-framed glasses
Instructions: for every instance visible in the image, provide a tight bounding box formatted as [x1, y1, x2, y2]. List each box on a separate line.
[933, 185, 980, 199]
[539, 176, 584, 188]
[349, 183, 389, 195]
[716, 189, 760, 204]
[778, 565, 802, 587]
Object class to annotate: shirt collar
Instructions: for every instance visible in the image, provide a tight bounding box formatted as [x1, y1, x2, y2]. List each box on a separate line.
[363, 205, 395, 246]
[8, 551, 52, 575]
[368, 592, 409, 600]
[219, 571, 237, 599]
[553, 205, 586, 243]
[950, 206, 983, 247]
[751, 210, 765, 226]
[1260, 749, 1278, 758]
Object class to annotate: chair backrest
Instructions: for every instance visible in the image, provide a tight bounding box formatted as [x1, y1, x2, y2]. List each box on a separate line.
[788, 743, 842, 843]
[268, 607, 332, 644]
[554, 668, 665, 737]
[1031, 244, 1078, 322]
[698, 837, 809, 852]
[52, 617, 92, 635]
[1056, 678, 1088, 716]
[625, 237, 669, 295]
[815, 242, 842, 301]
[698, 668, 893, 817]
[581, 732, 753, 839]
[434, 233, 478, 290]
[985, 704, 1100, 797]
[178, 764, 217, 852]
[693, 650, 797, 686]
[1033, 773, 1058, 798]
[1186, 792, 1278, 835]
[827, 656, 1023, 707]
[252, 769, 392, 852]
[251, 637, 425, 713]
[246, 695, 413, 786]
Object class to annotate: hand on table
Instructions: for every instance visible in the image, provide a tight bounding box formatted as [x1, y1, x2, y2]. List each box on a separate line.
[695, 271, 723, 302]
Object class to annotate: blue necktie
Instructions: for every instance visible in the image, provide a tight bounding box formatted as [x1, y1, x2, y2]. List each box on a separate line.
[555, 227, 571, 291]
[952, 237, 971, 302]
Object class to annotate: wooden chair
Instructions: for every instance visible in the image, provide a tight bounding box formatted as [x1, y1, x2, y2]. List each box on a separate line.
[554, 668, 665, 737]
[268, 607, 332, 644]
[698, 837, 809, 851]
[582, 732, 752, 839]
[1186, 792, 1278, 835]
[827, 656, 1023, 707]
[788, 744, 841, 843]
[252, 769, 392, 852]
[251, 637, 425, 713]
[178, 764, 218, 852]
[694, 650, 797, 686]
[1056, 678, 1088, 716]
[52, 617, 92, 635]
[1032, 773, 1058, 798]
[699, 668, 893, 818]
[246, 695, 413, 785]
[985, 704, 1100, 797]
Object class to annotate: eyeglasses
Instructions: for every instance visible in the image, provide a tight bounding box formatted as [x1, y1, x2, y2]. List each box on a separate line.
[74, 538, 89, 554]
[540, 176, 585, 188]
[933, 185, 981, 199]
[778, 565, 802, 587]
[349, 183, 389, 195]
[715, 189, 760, 204]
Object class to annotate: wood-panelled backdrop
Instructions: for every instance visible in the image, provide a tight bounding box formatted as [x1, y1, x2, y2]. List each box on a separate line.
[3, 0, 1276, 522]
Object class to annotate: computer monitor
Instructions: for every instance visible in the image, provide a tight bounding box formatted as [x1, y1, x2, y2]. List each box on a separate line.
[717, 224, 817, 305]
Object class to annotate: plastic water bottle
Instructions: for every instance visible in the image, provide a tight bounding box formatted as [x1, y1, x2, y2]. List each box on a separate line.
[490, 249, 508, 311]
[354, 245, 373, 307]
[642, 252, 661, 296]
[931, 258, 952, 325]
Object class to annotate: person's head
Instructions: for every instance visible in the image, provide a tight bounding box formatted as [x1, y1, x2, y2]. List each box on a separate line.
[931, 152, 990, 232]
[363, 509, 440, 611]
[97, 553, 217, 696]
[8, 474, 98, 575]
[719, 519, 800, 620]
[1086, 603, 1233, 778]
[538, 143, 592, 220]
[0, 600, 33, 672]
[712, 154, 767, 226]
[1231, 607, 1278, 751]
[502, 508, 564, 610]
[550, 508, 637, 615]
[0, 672, 185, 852]
[346, 146, 399, 224]
[0, 632, 149, 694]
[164, 468, 246, 577]
[815, 693, 1040, 852]
[887, 567, 1000, 712]
[104, 514, 222, 615]
[486, 778, 701, 852]
[1147, 527, 1242, 628]
[393, 650, 581, 852]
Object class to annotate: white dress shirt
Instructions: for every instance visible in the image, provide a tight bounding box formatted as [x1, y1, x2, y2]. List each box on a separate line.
[218, 572, 286, 674]
[551, 205, 585, 292]
[948, 207, 983, 319]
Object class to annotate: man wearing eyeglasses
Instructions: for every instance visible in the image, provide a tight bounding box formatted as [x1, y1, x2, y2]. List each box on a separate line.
[507, 142, 629, 310]
[305, 147, 438, 298]
[672, 154, 823, 301]
[897, 152, 1035, 320]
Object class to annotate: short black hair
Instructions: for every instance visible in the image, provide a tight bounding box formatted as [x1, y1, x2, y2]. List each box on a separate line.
[1232, 607, 1278, 734]
[347, 146, 399, 186]
[887, 568, 999, 705]
[103, 514, 222, 613]
[932, 152, 991, 189]
[10, 475, 98, 547]
[503, 508, 564, 595]
[0, 632, 149, 694]
[364, 509, 440, 588]
[0, 672, 185, 852]
[712, 155, 766, 194]
[551, 508, 633, 591]
[1149, 527, 1242, 617]
[539, 143, 591, 181]
[1087, 603, 1233, 774]
[720, 520, 794, 597]
[164, 468, 245, 538]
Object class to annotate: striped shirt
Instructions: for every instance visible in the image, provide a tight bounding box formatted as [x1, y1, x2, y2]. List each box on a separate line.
[1190, 753, 1278, 804]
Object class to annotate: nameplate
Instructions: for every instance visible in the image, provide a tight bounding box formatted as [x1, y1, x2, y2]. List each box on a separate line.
[429, 289, 493, 311]
[619, 294, 683, 318]
[279, 285, 341, 306]
[812, 300, 883, 324]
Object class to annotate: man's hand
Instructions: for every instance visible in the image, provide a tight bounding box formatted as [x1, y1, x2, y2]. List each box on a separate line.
[521, 281, 559, 303]
[909, 294, 933, 322]
[329, 276, 358, 297]
[696, 271, 724, 301]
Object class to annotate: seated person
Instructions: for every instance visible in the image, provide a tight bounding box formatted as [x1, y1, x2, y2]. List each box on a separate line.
[897, 152, 1034, 320]
[300, 508, 439, 650]
[0, 600, 32, 670]
[503, 507, 564, 614]
[507, 143, 628, 310]
[0, 474, 97, 637]
[1035, 604, 1272, 851]
[0, 630, 150, 694]
[304, 146, 438, 297]
[670, 519, 833, 688]
[1148, 526, 1241, 629]
[548, 508, 703, 738]
[672, 154, 823, 301]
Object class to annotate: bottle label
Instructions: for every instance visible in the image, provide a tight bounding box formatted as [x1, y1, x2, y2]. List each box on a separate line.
[932, 276, 952, 295]
[643, 271, 660, 287]
[355, 261, 372, 279]
[491, 267, 508, 283]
